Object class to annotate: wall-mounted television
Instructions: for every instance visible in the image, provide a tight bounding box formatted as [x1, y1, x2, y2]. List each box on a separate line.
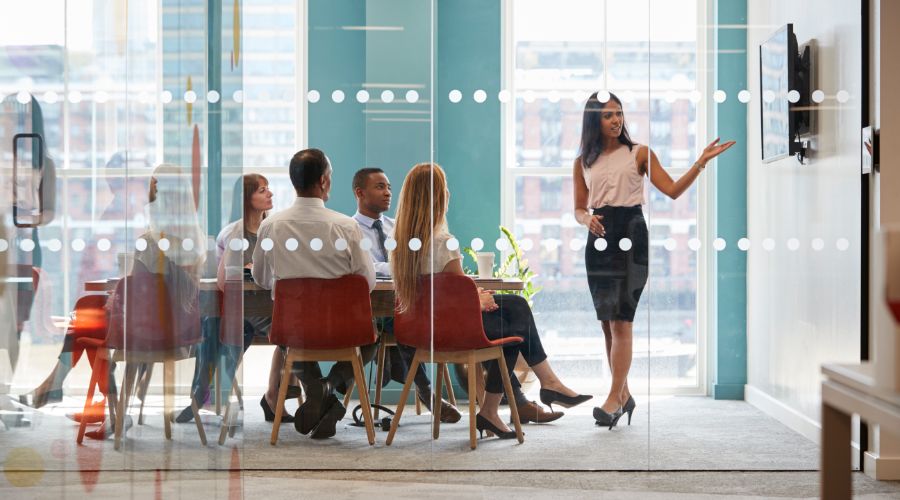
[759, 24, 811, 163]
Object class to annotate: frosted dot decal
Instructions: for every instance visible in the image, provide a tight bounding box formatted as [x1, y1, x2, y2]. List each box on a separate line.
[335, 238, 348, 251]
[207, 90, 220, 103]
[836, 90, 850, 103]
[619, 238, 632, 251]
[737, 238, 751, 251]
[405, 90, 419, 103]
[519, 238, 533, 251]
[356, 90, 369, 103]
[331, 90, 345, 103]
[448, 90, 462, 103]
[161, 90, 173, 104]
[260, 238, 274, 252]
[597, 90, 611, 103]
[20, 239, 35, 252]
[664, 238, 677, 251]
[787, 238, 800, 251]
[97, 238, 111, 252]
[811, 238, 824, 251]
[408, 238, 422, 251]
[787, 90, 800, 103]
[474, 89, 487, 103]
[360, 238, 373, 251]
[47, 239, 62, 252]
[688, 238, 701, 251]
[713, 90, 727, 103]
[762, 238, 775, 251]
[446, 238, 460, 251]
[594, 238, 608, 251]
[184, 90, 197, 103]
[738, 90, 751, 103]
[384, 238, 398, 251]
[836, 238, 850, 251]
[72, 239, 86, 252]
[381, 90, 394, 103]
[158, 238, 171, 251]
[496, 238, 510, 251]
[307, 90, 320, 103]
[310, 238, 323, 251]
[811, 90, 825, 103]
[471, 238, 484, 251]
[135, 238, 148, 251]
[182, 238, 194, 252]
[229, 238, 242, 251]
[713, 238, 726, 251]
[285, 238, 299, 251]
[498, 89, 511, 103]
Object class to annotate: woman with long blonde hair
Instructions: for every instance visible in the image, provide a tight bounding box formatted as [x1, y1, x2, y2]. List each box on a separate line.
[392, 163, 590, 439]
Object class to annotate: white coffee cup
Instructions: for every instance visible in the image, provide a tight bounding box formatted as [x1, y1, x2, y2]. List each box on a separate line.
[476, 252, 495, 278]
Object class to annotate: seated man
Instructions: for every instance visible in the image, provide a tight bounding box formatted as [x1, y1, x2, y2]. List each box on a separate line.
[253, 149, 377, 439]
[351, 167, 461, 423]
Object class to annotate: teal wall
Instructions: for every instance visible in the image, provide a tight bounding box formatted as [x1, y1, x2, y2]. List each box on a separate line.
[713, 0, 748, 400]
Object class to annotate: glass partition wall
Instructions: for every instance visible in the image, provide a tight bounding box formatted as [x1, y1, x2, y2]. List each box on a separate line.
[0, 0, 865, 488]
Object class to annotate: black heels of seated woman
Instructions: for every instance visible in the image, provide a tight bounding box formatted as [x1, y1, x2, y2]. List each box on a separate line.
[538, 388, 593, 412]
[475, 414, 518, 440]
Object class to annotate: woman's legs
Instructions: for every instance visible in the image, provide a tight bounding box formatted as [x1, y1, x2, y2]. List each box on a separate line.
[600, 319, 633, 413]
[601, 320, 631, 403]
[30, 336, 84, 406]
[264, 348, 285, 408]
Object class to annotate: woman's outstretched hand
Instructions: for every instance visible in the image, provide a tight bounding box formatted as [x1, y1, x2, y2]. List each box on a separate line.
[697, 138, 737, 167]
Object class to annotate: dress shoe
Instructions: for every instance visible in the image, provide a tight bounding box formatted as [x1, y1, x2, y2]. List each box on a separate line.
[593, 406, 624, 430]
[475, 414, 517, 439]
[539, 388, 592, 411]
[260, 395, 294, 423]
[309, 395, 346, 439]
[515, 400, 564, 424]
[295, 378, 333, 435]
[417, 388, 461, 423]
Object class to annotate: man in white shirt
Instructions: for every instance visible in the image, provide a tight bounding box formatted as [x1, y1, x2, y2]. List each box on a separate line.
[252, 148, 376, 439]
[351, 168, 461, 424]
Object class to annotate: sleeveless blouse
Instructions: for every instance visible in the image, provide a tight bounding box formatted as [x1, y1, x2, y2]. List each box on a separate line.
[582, 144, 645, 208]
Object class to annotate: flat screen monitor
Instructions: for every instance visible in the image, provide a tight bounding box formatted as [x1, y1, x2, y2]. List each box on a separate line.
[759, 24, 794, 162]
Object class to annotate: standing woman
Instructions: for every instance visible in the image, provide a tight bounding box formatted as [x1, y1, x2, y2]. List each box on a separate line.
[573, 91, 735, 429]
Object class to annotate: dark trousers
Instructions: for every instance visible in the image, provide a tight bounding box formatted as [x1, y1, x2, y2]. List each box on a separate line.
[294, 343, 378, 395]
[481, 294, 548, 395]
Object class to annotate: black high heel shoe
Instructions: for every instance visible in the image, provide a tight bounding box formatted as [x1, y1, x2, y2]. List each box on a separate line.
[539, 388, 592, 411]
[475, 414, 517, 439]
[260, 395, 295, 423]
[593, 406, 624, 430]
[623, 395, 636, 426]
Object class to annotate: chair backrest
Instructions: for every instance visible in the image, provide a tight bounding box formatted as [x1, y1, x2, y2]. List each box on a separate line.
[106, 263, 201, 351]
[269, 275, 376, 350]
[69, 294, 109, 339]
[394, 273, 490, 351]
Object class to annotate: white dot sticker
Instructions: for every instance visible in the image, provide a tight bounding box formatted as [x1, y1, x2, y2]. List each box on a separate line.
[98, 238, 111, 252]
[762, 238, 775, 251]
[664, 90, 677, 103]
[714, 238, 726, 251]
[182, 238, 195, 252]
[242, 238, 250, 251]
[837, 238, 850, 251]
[158, 238, 171, 251]
[285, 238, 299, 251]
[229, 238, 243, 251]
[836, 90, 850, 103]
[405, 90, 419, 103]
[470, 238, 484, 251]
[310, 238, 323, 251]
[689, 89, 702, 103]
[688, 238, 701, 251]
[496, 238, 510, 251]
[360, 238, 373, 251]
[619, 238, 633, 251]
[72, 239, 86, 252]
[594, 238, 608, 251]
[47, 239, 61, 252]
[408, 238, 422, 251]
[787, 238, 800, 251]
[713, 90, 727, 103]
[260, 238, 274, 252]
[569, 239, 583, 251]
[43, 91, 59, 104]
[94, 91, 109, 103]
[548, 90, 561, 103]
[232, 90, 243, 103]
[812, 90, 825, 103]
[332, 90, 345, 103]
[449, 90, 462, 103]
[135, 238, 148, 251]
[519, 238, 533, 251]
[207, 90, 220, 103]
[16, 91, 31, 104]
[597, 90, 611, 103]
[381, 90, 394, 103]
[0, 239, 7, 252]
[664, 238, 677, 251]
[474, 89, 487, 103]
[738, 238, 751, 251]
[384, 238, 397, 251]
[763, 90, 775, 103]
[335, 238, 348, 251]
[787, 90, 800, 103]
[498, 89, 511, 103]
[184, 90, 197, 103]
[523, 90, 536, 103]
[307, 90, 321, 103]
[738, 90, 751, 103]
[161, 90, 173, 104]
[69, 91, 84, 104]
[446, 238, 460, 251]
[20, 239, 35, 252]
[811, 238, 824, 251]
[356, 90, 370, 103]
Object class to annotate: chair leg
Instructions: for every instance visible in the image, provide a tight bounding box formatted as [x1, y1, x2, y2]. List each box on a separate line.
[373, 341, 386, 419]
[138, 363, 153, 425]
[270, 349, 293, 446]
[386, 350, 421, 446]
[77, 354, 103, 444]
[498, 350, 524, 444]
[190, 372, 208, 446]
[115, 362, 137, 451]
[433, 363, 444, 440]
[163, 361, 174, 440]
[443, 364, 457, 406]
[343, 379, 354, 409]
[214, 362, 222, 416]
[218, 381, 235, 445]
[351, 348, 376, 446]
[475, 364, 486, 410]
[468, 353, 478, 450]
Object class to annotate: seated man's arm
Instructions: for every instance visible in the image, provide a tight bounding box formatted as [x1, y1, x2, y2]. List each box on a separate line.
[347, 225, 376, 290]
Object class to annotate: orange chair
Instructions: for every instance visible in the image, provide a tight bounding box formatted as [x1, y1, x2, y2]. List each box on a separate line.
[268, 275, 378, 446]
[77, 265, 206, 449]
[385, 273, 524, 450]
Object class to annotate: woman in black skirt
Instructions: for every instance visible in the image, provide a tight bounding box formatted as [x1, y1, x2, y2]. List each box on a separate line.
[573, 91, 735, 429]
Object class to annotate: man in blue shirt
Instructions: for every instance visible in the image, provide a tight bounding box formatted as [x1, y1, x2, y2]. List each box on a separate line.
[351, 167, 461, 423]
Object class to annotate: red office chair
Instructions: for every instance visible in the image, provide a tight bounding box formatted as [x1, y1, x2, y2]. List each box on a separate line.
[268, 275, 378, 446]
[76, 263, 206, 449]
[386, 273, 524, 450]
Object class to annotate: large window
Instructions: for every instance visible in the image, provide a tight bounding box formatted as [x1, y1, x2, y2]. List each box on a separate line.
[505, 0, 706, 392]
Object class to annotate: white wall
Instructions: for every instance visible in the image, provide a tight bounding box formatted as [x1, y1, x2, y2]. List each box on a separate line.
[746, 0, 862, 428]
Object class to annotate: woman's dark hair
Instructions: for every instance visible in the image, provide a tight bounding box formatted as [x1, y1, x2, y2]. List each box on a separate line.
[577, 91, 635, 168]
[243, 173, 269, 221]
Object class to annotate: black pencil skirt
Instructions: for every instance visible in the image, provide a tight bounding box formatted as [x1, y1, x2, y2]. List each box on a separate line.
[584, 205, 649, 322]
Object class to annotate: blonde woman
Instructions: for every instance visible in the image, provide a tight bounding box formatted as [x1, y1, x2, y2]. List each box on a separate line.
[392, 163, 590, 439]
